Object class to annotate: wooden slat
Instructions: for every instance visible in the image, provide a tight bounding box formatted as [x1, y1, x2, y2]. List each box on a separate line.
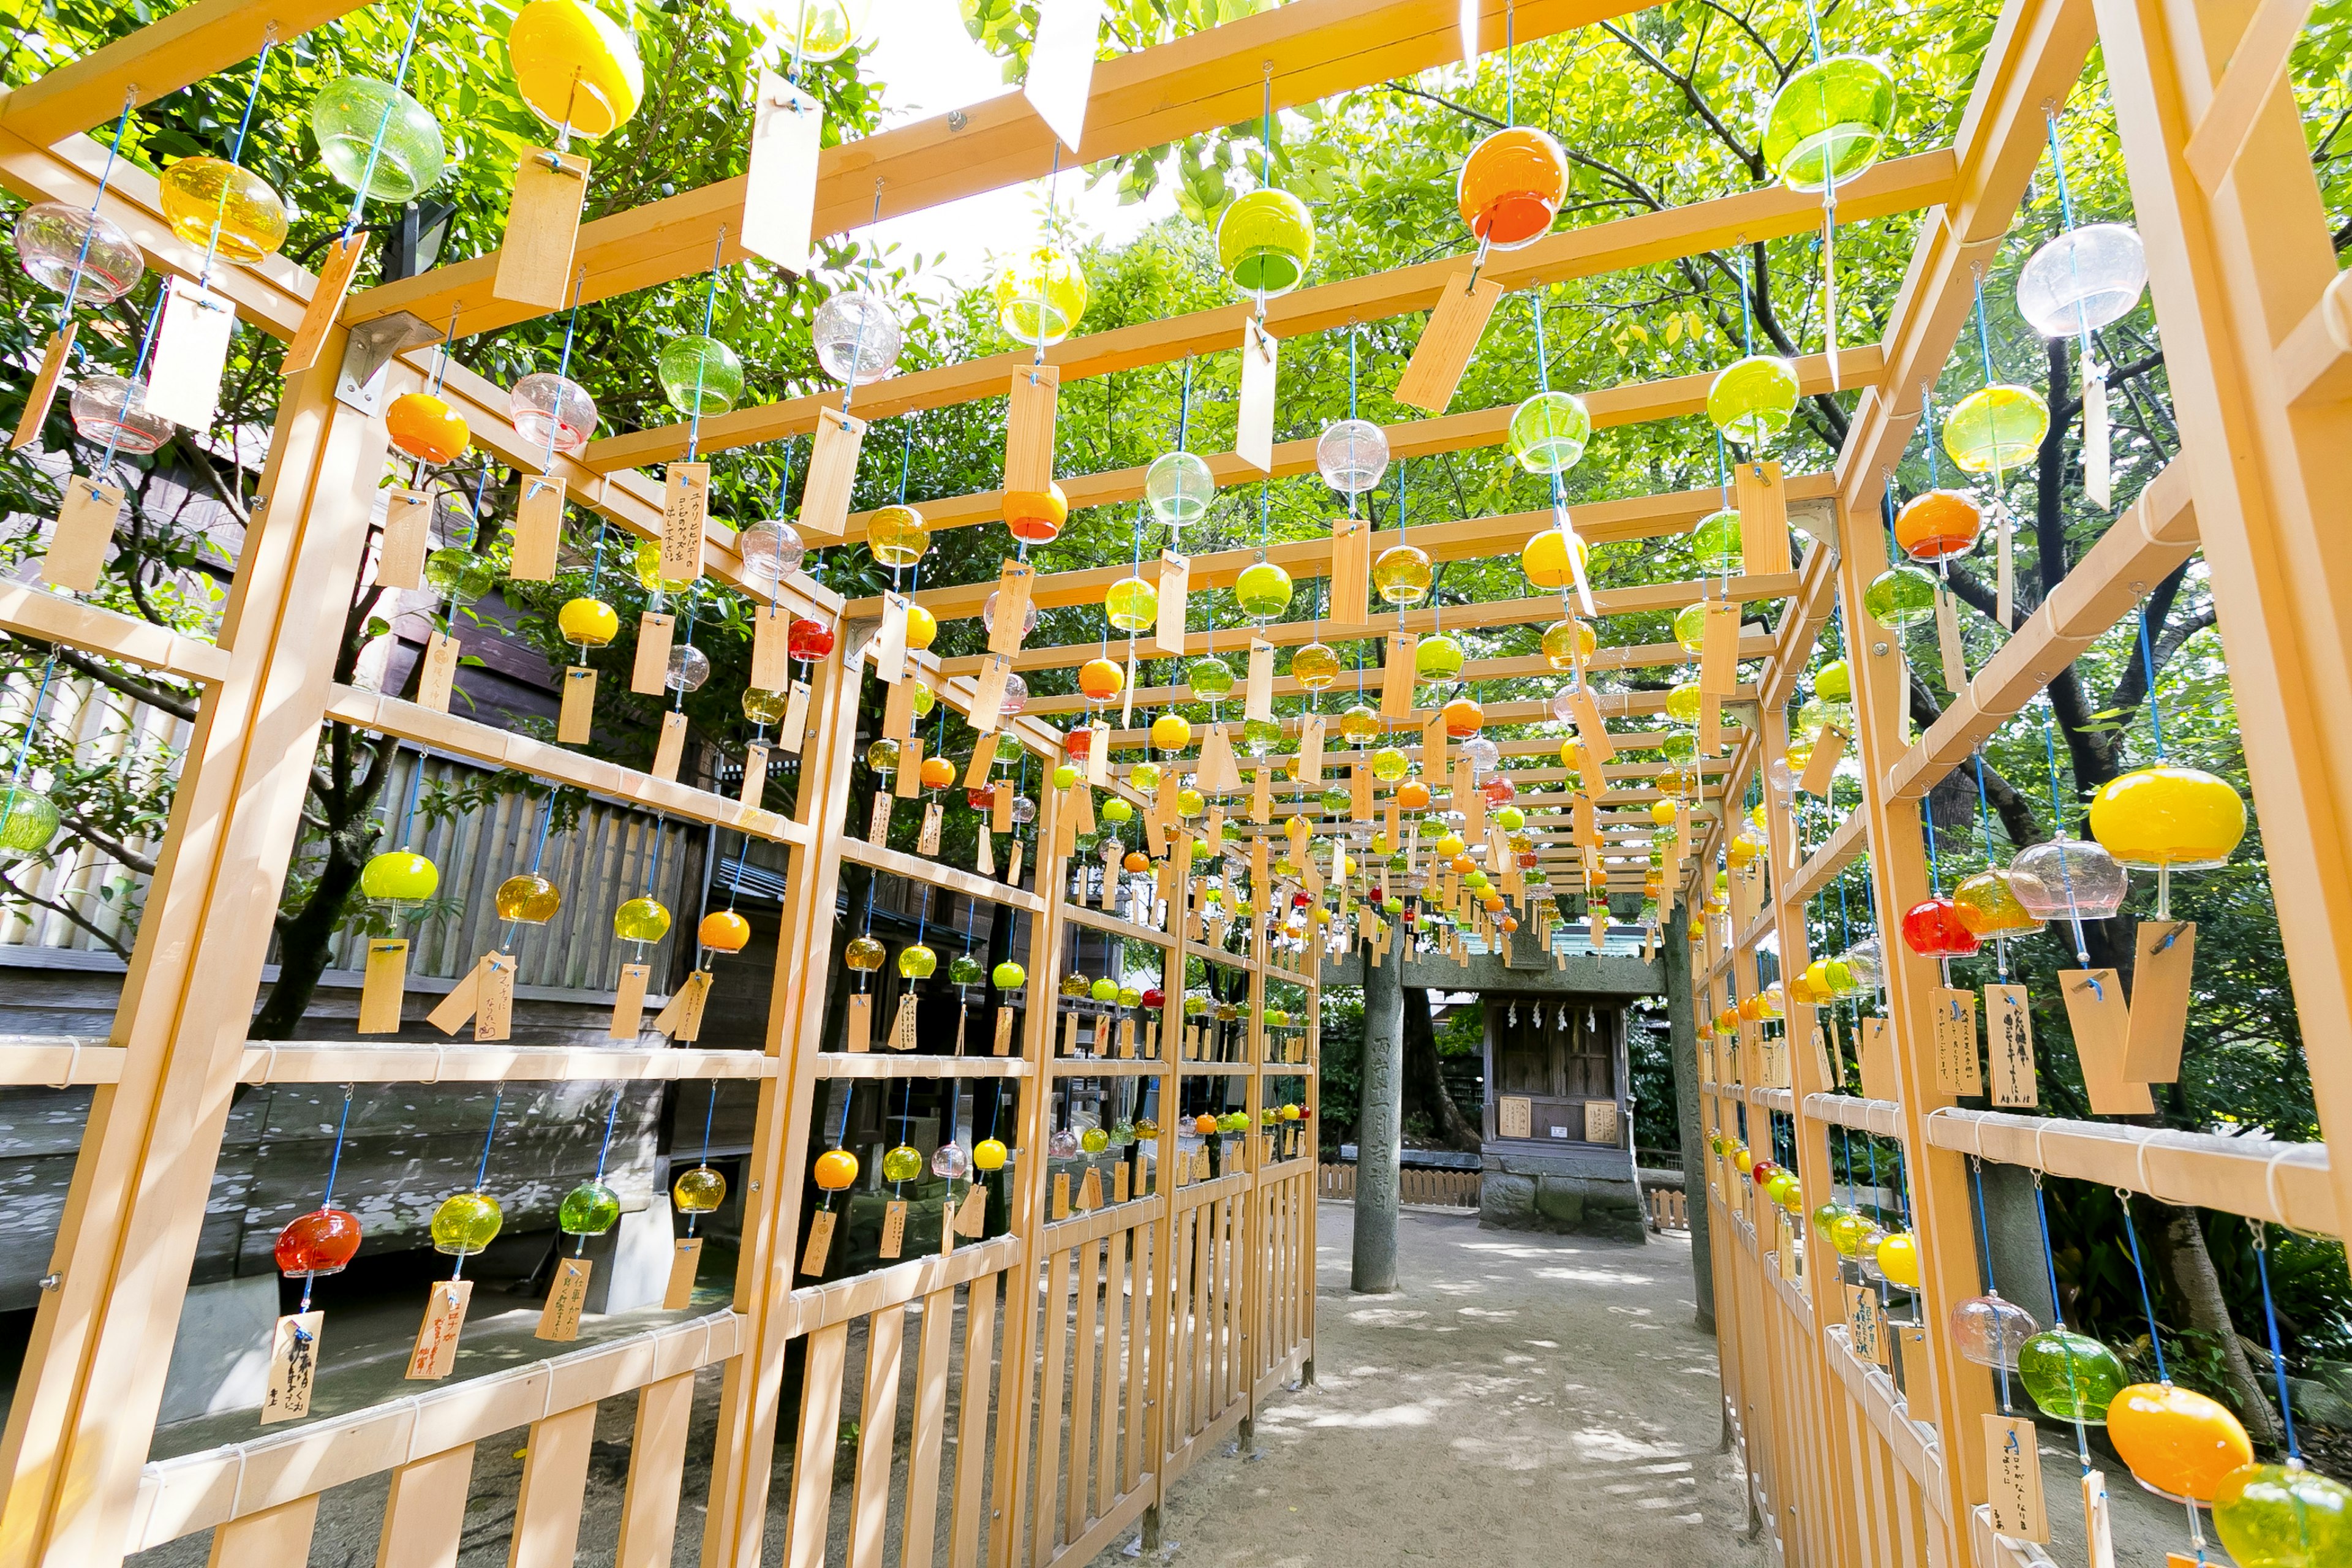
[1065, 1238, 1102, 1545]
[1029, 1250, 1070, 1568]
[205, 1496, 318, 1568]
[947, 1276, 998, 1568]
[615, 1374, 695, 1568]
[897, 1286, 957, 1568]
[846, 1305, 905, 1568]
[939, 576, 1802, 676]
[783, 1322, 850, 1568]
[1097, 1229, 1128, 1516]
[508, 1404, 598, 1568]
[839, 835, 1049, 914]
[328, 688, 802, 843]
[1887, 461, 2198, 799]
[374, 1447, 472, 1568]
[850, 453, 1830, 620]
[0, 582, 231, 684]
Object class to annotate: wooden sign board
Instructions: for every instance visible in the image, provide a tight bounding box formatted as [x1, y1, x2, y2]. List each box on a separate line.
[741, 73, 823, 273]
[1735, 460, 1790, 575]
[799, 407, 866, 541]
[1330, 509, 1372, 625]
[511, 477, 564, 582]
[661, 462, 709, 584]
[45, 477, 122, 592]
[1154, 551, 1189, 656]
[1022, 0, 1106, 147]
[1004, 367, 1060, 494]
[1236, 318, 1280, 472]
[10, 322, 73, 450]
[1858, 1016, 1896, 1102]
[1393, 270, 1503, 412]
[492, 148, 590, 311]
[2062, 970, 2152, 1114]
[1984, 1414, 2049, 1542]
[379, 488, 432, 590]
[1582, 1099, 1620, 1145]
[1932, 985, 1981, 1096]
[2122, 921, 2194, 1083]
[1381, 631, 1415, 718]
[1987, 983, 2037, 1107]
[146, 278, 235, 432]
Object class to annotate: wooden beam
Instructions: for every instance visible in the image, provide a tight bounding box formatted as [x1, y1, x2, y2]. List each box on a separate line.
[346, 0, 1640, 342]
[1007, 635, 1773, 699]
[0, 584, 231, 684]
[325, 687, 805, 845]
[0, 0, 371, 147]
[935, 571, 1801, 677]
[1887, 461, 2196, 801]
[589, 176, 1919, 469]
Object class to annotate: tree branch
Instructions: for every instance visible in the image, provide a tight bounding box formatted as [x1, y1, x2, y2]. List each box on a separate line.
[0, 863, 131, 957]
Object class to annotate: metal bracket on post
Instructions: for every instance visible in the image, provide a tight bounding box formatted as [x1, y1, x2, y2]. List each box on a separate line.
[1788, 498, 1840, 555]
[334, 312, 439, 416]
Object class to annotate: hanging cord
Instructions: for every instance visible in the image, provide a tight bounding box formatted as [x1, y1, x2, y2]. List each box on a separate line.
[499, 796, 558, 952]
[684, 226, 728, 462]
[92, 287, 172, 489]
[837, 180, 887, 420]
[298, 1084, 358, 1314]
[578, 1091, 624, 1254]
[2119, 1186, 2219, 1551]
[2252, 1223, 2305, 1464]
[2, 654, 60, 831]
[453, 1085, 505, 1281]
[192, 29, 278, 285]
[56, 92, 138, 323]
[684, 1081, 720, 1238]
[533, 268, 590, 481]
[2043, 108, 2098, 360]
[2032, 1171, 2097, 1470]
[337, 0, 432, 239]
[2042, 716, 2094, 967]
[1970, 274, 2013, 497]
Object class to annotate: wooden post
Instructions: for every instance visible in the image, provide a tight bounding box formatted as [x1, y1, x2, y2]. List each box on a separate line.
[0, 347, 398, 1568]
[2097, 0, 2352, 1243]
[698, 640, 861, 1568]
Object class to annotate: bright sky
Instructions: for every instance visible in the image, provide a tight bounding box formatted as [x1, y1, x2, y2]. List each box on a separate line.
[856, 0, 1181, 293]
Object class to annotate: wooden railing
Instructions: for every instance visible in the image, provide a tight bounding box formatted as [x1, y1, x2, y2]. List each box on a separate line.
[1316, 1161, 1481, 1209]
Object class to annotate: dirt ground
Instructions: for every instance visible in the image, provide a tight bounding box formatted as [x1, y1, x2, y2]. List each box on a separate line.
[1088, 1202, 1770, 1568]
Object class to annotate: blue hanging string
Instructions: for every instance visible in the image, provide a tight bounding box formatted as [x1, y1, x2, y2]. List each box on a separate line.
[338, 0, 432, 238]
[2032, 1172, 2098, 1471]
[2136, 602, 2168, 760]
[2, 654, 59, 824]
[684, 227, 728, 462]
[2030, 1175, 2067, 1329]
[2117, 1190, 2171, 1382]
[470, 1087, 505, 1190]
[1973, 277, 1999, 388]
[2252, 1223, 2304, 1463]
[194, 33, 279, 284]
[297, 1083, 360, 1313]
[58, 93, 137, 323]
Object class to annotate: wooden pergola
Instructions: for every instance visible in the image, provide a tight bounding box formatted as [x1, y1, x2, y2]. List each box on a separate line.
[0, 0, 2337, 1561]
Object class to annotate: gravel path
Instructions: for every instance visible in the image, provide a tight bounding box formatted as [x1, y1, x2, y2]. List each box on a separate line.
[1091, 1202, 1768, 1567]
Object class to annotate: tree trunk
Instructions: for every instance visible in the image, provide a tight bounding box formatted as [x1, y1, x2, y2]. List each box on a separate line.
[2144, 1199, 2283, 1447]
[251, 832, 368, 1038]
[1401, 986, 1483, 1152]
